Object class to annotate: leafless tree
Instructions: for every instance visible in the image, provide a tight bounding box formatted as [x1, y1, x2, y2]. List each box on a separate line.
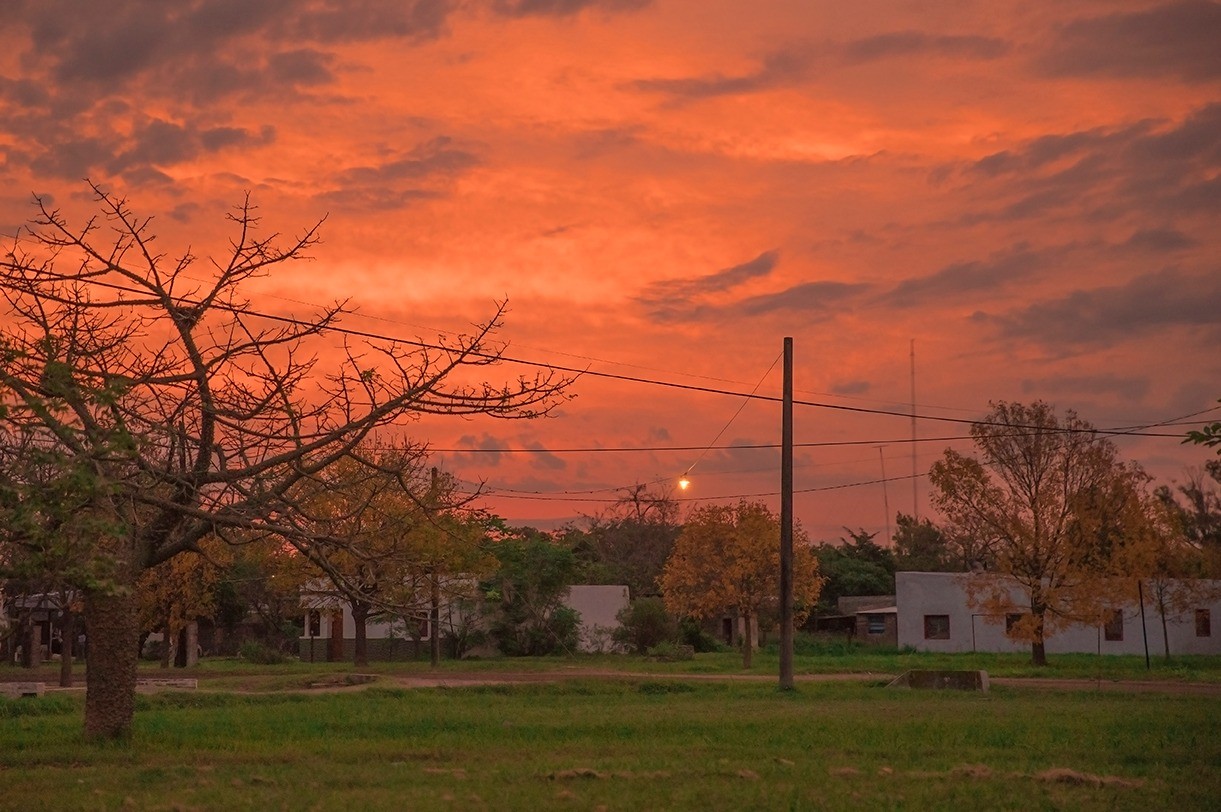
[0, 182, 572, 738]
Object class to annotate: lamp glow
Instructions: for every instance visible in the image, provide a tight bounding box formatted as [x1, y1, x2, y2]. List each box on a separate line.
[678, 477, 690, 491]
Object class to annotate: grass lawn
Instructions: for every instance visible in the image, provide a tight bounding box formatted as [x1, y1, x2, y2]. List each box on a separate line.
[2, 672, 1220, 810]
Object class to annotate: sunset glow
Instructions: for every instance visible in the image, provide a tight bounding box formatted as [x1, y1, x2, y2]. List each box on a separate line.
[3, 0, 1218, 539]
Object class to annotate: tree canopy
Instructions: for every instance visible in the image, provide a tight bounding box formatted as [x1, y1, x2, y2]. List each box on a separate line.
[0, 185, 571, 738]
[929, 401, 1148, 666]
[661, 501, 822, 668]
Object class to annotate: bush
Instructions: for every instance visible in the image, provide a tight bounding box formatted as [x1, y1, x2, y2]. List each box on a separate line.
[678, 618, 722, 653]
[238, 641, 290, 665]
[614, 597, 677, 654]
[494, 606, 580, 656]
[645, 642, 695, 661]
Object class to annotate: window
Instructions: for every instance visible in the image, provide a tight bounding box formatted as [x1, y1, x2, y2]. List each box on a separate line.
[923, 614, 950, 640]
[866, 615, 887, 635]
[1104, 609, 1124, 642]
[307, 610, 321, 637]
[1197, 609, 1212, 638]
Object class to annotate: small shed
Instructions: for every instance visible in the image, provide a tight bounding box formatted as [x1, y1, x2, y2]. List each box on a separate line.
[854, 606, 898, 647]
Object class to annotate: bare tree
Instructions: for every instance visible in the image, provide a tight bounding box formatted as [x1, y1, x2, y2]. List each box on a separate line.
[0, 183, 572, 738]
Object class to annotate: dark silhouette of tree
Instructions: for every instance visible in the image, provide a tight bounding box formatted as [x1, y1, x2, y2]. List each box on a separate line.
[0, 184, 571, 738]
[572, 483, 681, 597]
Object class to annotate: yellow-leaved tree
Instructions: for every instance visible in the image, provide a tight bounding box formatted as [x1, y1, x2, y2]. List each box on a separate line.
[660, 501, 822, 668]
[136, 539, 227, 667]
[930, 401, 1148, 666]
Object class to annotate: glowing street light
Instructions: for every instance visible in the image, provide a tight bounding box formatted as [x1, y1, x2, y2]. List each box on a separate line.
[678, 476, 690, 491]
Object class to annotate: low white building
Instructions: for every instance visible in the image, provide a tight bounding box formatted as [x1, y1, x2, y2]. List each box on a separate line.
[896, 571, 1221, 656]
[301, 584, 630, 660]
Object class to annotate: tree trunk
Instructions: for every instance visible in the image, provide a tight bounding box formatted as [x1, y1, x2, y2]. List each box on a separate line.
[59, 608, 75, 688]
[160, 620, 173, 669]
[84, 587, 140, 740]
[1159, 599, 1171, 662]
[185, 621, 199, 667]
[174, 627, 188, 668]
[352, 603, 369, 667]
[327, 609, 344, 662]
[742, 610, 753, 669]
[23, 616, 40, 668]
[1030, 601, 1048, 667]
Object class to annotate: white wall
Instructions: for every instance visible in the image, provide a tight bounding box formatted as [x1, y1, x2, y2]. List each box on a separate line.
[896, 572, 1221, 656]
[564, 585, 630, 652]
[303, 584, 630, 653]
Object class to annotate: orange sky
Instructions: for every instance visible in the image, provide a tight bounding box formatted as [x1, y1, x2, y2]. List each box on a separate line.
[3, 0, 1219, 540]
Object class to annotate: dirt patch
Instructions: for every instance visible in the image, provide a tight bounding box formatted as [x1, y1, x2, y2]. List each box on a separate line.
[1034, 768, 1143, 788]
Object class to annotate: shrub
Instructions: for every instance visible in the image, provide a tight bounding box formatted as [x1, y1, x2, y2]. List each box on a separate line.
[678, 617, 722, 653]
[614, 597, 677, 654]
[646, 641, 695, 661]
[238, 641, 290, 665]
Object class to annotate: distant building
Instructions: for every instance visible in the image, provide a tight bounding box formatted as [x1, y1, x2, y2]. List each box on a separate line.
[300, 584, 630, 661]
[897, 572, 1221, 656]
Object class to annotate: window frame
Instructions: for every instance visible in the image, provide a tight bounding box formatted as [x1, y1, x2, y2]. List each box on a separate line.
[923, 614, 950, 640]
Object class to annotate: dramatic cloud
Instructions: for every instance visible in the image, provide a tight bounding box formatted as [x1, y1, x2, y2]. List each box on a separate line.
[878, 245, 1056, 308]
[732, 281, 868, 318]
[1021, 374, 1151, 403]
[2, 2, 1216, 537]
[632, 30, 1009, 101]
[316, 137, 481, 210]
[634, 251, 780, 321]
[524, 441, 567, 472]
[1038, 1, 1221, 82]
[842, 32, 1010, 63]
[979, 268, 1221, 346]
[493, 0, 651, 17]
[1121, 228, 1198, 252]
[950, 104, 1221, 226]
[452, 433, 511, 467]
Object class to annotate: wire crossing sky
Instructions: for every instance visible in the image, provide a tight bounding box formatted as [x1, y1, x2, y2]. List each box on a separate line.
[3, 0, 1218, 537]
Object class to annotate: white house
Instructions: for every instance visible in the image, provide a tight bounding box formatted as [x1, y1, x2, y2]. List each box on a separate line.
[896, 571, 1221, 656]
[300, 584, 630, 660]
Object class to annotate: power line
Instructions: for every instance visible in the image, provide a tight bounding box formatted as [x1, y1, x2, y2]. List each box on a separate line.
[464, 472, 926, 504]
[37, 273, 1217, 438]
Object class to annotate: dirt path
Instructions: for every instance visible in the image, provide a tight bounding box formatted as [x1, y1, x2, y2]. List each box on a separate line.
[371, 669, 1221, 696]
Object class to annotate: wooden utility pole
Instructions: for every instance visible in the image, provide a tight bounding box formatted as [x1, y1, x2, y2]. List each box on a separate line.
[430, 466, 441, 668]
[910, 339, 919, 522]
[780, 337, 795, 691]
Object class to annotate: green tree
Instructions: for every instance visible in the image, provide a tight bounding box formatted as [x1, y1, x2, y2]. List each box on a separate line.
[813, 529, 895, 613]
[929, 401, 1144, 666]
[0, 185, 570, 738]
[891, 514, 979, 572]
[485, 528, 581, 656]
[1184, 400, 1221, 452]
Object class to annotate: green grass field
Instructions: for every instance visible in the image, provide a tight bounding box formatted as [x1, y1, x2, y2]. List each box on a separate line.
[3, 652, 1220, 810]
